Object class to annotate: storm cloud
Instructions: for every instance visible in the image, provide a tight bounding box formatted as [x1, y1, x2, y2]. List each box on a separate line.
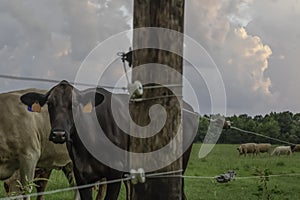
[0, 0, 299, 115]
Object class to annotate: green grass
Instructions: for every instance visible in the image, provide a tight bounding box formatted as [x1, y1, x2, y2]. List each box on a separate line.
[1, 144, 300, 199]
[184, 144, 300, 200]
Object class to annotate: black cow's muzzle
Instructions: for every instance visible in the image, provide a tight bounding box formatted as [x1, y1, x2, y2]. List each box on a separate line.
[49, 130, 66, 144]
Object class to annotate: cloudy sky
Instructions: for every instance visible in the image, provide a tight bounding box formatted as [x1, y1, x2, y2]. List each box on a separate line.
[0, 0, 299, 116]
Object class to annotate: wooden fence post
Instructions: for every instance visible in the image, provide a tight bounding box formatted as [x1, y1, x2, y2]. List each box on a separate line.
[130, 1, 185, 199]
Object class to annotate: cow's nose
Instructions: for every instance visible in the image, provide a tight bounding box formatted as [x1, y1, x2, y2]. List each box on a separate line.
[49, 129, 66, 144]
[52, 130, 66, 137]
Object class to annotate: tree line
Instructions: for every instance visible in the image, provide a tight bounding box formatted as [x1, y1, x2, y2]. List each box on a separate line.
[195, 111, 300, 144]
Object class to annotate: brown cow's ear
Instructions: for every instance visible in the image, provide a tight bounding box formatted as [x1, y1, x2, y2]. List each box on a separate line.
[83, 101, 93, 113]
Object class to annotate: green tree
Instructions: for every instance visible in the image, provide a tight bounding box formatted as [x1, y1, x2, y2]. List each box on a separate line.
[257, 117, 280, 144]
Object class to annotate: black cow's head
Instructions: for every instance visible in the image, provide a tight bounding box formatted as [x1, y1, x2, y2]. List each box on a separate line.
[290, 145, 296, 152]
[20, 80, 104, 144]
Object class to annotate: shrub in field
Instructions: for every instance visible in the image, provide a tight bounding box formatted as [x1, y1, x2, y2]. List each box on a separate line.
[253, 168, 273, 200]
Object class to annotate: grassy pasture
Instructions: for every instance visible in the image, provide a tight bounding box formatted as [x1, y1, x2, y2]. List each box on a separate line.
[1, 143, 300, 199]
[185, 144, 300, 200]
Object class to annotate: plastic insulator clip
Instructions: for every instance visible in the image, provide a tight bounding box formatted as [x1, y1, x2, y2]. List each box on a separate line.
[117, 48, 132, 67]
[127, 168, 146, 185]
[128, 81, 143, 98]
[214, 119, 231, 129]
[223, 121, 231, 129]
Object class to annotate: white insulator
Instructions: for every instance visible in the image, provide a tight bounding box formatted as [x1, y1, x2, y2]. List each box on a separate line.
[226, 121, 231, 127]
[130, 169, 139, 184]
[129, 168, 146, 184]
[137, 168, 146, 183]
[128, 80, 143, 98]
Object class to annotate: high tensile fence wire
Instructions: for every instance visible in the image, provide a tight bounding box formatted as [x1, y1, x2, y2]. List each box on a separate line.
[0, 74, 182, 92]
[183, 109, 297, 146]
[2, 171, 300, 199]
[0, 170, 181, 200]
[0, 74, 127, 90]
[231, 126, 296, 146]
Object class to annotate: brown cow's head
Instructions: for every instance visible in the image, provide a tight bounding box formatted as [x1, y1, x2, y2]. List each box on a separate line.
[20, 80, 104, 144]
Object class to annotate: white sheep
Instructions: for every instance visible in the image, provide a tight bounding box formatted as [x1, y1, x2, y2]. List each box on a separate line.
[271, 146, 292, 156]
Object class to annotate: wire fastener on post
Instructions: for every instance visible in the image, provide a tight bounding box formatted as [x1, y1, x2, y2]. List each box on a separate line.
[117, 51, 131, 85]
[128, 80, 143, 98]
[126, 168, 146, 185]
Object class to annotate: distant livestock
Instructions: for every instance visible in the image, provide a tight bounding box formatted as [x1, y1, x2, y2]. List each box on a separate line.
[237, 143, 257, 156]
[291, 144, 300, 152]
[0, 89, 73, 198]
[255, 143, 272, 155]
[271, 146, 292, 156]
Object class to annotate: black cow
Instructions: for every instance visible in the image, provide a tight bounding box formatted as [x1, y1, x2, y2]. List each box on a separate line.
[21, 80, 128, 200]
[20, 80, 197, 200]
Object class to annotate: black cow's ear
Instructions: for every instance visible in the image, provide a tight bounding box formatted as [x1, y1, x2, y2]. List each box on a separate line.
[79, 91, 104, 113]
[94, 92, 105, 107]
[20, 92, 47, 112]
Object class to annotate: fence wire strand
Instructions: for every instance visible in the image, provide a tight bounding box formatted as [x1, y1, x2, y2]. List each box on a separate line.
[0, 74, 127, 90]
[2, 170, 300, 200]
[0, 74, 183, 92]
[231, 126, 296, 145]
[190, 110, 296, 146]
[0, 170, 181, 200]
[1, 177, 131, 200]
